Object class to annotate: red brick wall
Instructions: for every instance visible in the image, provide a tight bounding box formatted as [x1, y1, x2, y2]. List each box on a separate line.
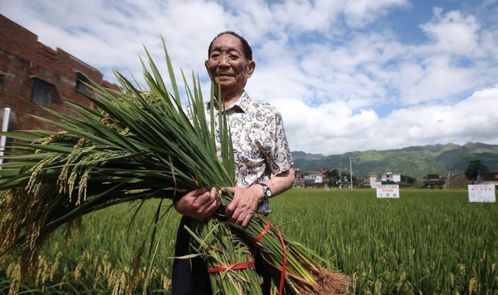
[0, 14, 116, 131]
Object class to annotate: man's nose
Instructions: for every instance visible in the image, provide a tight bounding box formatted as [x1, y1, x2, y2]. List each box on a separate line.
[218, 54, 229, 67]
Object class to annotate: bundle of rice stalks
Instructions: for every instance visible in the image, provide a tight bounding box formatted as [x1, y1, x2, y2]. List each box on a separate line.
[0, 41, 348, 294]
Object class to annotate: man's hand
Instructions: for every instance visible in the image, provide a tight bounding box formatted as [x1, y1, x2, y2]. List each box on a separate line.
[174, 187, 219, 220]
[225, 185, 263, 227]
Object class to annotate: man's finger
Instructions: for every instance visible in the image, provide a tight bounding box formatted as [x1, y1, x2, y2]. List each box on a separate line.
[241, 211, 254, 227]
[226, 197, 239, 216]
[189, 187, 207, 197]
[205, 198, 220, 215]
[198, 193, 219, 213]
[229, 207, 241, 223]
[194, 190, 214, 206]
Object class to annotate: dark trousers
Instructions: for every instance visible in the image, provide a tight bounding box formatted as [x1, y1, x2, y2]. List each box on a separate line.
[171, 217, 271, 295]
[171, 217, 212, 295]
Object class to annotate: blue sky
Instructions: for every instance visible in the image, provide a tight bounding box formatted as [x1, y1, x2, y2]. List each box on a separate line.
[1, 0, 498, 155]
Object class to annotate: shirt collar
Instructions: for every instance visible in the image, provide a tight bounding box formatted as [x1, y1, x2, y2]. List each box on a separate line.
[206, 91, 251, 113]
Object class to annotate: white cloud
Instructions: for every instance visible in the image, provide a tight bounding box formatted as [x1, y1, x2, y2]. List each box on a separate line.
[279, 85, 498, 154]
[344, 0, 410, 27]
[420, 8, 480, 56]
[391, 56, 475, 104]
[378, 85, 498, 145]
[270, 0, 343, 33]
[374, 8, 496, 105]
[273, 98, 380, 154]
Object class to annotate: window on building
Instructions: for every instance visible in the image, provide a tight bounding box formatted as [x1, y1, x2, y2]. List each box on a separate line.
[31, 78, 54, 107]
[0, 74, 4, 90]
[75, 72, 91, 95]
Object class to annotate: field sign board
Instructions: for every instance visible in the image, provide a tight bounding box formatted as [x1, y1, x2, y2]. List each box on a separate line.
[468, 184, 496, 203]
[376, 184, 400, 198]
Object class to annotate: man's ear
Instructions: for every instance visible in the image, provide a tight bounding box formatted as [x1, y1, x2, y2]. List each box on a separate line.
[246, 60, 256, 77]
[205, 60, 212, 78]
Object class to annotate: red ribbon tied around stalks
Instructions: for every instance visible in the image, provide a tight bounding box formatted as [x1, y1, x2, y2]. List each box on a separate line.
[208, 260, 255, 273]
[251, 222, 272, 243]
[251, 222, 288, 295]
[208, 222, 288, 295]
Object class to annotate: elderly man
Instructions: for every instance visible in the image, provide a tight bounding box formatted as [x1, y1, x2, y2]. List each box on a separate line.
[172, 31, 295, 295]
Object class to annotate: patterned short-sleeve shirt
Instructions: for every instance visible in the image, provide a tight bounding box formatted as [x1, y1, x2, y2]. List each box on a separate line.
[208, 91, 293, 188]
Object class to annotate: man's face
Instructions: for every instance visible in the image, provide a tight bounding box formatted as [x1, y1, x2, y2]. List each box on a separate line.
[205, 34, 255, 95]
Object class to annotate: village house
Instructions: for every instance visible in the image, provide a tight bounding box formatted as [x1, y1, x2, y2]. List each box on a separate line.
[422, 174, 446, 189]
[293, 169, 305, 188]
[476, 171, 498, 188]
[293, 168, 331, 188]
[369, 171, 401, 188]
[381, 171, 401, 183]
[304, 172, 323, 184]
[0, 15, 116, 132]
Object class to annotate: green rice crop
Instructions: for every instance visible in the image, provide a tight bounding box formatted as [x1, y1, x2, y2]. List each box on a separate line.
[271, 189, 498, 294]
[1, 188, 497, 294]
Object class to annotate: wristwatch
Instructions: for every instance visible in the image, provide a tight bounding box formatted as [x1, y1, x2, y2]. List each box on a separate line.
[261, 183, 272, 200]
[259, 184, 272, 215]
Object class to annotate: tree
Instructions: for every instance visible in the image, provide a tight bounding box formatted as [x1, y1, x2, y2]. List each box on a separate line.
[324, 168, 340, 187]
[464, 159, 488, 181]
[401, 174, 416, 184]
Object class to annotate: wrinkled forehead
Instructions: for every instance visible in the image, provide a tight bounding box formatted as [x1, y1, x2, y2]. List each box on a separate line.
[210, 34, 245, 54]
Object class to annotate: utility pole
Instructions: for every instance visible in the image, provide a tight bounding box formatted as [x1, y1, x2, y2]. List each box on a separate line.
[0, 107, 11, 169]
[337, 158, 343, 189]
[349, 156, 353, 190]
[447, 171, 452, 189]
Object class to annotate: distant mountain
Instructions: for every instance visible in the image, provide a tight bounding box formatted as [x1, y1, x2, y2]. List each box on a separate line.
[292, 142, 498, 179]
[291, 151, 324, 161]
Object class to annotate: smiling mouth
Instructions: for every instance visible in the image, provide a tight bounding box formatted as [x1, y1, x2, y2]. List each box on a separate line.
[215, 74, 233, 81]
[216, 73, 232, 77]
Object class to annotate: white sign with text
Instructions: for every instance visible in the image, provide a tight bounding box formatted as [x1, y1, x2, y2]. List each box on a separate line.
[376, 185, 400, 198]
[468, 184, 496, 203]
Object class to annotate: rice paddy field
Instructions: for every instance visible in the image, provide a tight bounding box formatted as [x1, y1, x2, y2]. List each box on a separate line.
[1, 189, 497, 294]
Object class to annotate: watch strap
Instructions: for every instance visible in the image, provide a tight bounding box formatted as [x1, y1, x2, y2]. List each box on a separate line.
[259, 183, 272, 215]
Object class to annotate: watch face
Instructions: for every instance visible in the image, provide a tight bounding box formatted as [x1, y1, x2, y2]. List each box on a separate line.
[264, 186, 272, 198]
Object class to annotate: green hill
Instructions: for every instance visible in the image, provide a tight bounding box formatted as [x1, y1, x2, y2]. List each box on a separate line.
[292, 142, 498, 179]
